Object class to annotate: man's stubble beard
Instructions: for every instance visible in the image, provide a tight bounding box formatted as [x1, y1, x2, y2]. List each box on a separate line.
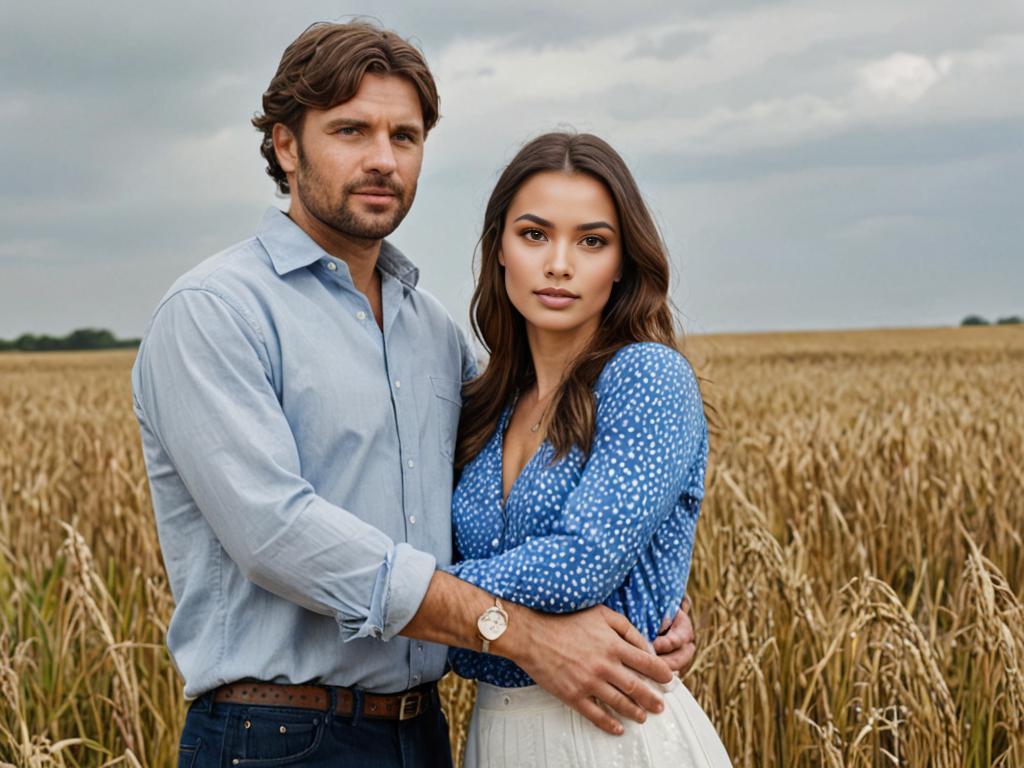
[295, 146, 417, 242]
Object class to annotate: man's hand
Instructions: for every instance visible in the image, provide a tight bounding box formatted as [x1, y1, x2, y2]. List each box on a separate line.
[500, 604, 673, 736]
[400, 572, 673, 736]
[653, 596, 696, 675]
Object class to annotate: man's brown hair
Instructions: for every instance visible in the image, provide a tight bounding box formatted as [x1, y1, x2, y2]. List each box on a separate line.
[252, 21, 440, 194]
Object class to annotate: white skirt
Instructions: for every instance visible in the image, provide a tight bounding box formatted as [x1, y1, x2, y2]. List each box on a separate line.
[463, 676, 733, 768]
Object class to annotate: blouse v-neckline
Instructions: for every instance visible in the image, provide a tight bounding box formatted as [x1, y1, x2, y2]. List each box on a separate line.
[498, 397, 549, 511]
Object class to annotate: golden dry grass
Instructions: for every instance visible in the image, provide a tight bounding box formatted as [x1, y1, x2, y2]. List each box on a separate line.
[1, 326, 1022, 766]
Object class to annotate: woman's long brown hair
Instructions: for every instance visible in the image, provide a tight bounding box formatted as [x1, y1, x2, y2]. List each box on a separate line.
[456, 131, 684, 469]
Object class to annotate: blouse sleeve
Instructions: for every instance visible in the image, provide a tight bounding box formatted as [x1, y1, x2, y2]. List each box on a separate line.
[447, 343, 707, 612]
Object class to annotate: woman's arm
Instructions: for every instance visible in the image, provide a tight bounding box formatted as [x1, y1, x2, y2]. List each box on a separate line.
[448, 343, 707, 614]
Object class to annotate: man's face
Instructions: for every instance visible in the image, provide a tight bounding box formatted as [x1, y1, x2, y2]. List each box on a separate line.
[281, 73, 425, 241]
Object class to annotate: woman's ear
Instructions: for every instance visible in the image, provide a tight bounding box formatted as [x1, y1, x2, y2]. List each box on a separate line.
[498, 248, 505, 267]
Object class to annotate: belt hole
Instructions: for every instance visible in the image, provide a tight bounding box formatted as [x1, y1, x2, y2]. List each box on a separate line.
[279, 725, 287, 734]
[243, 720, 251, 729]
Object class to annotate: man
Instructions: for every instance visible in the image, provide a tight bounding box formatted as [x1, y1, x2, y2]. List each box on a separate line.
[132, 21, 696, 766]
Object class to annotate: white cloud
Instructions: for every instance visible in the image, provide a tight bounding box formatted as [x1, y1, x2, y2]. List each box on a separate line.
[859, 53, 945, 102]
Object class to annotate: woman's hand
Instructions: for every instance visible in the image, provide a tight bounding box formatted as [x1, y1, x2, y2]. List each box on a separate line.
[653, 596, 697, 675]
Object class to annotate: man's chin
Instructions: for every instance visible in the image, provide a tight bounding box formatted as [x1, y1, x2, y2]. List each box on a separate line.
[318, 209, 404, 241]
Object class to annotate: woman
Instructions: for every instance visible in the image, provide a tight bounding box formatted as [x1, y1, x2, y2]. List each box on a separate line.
[446, 132, 732, 767]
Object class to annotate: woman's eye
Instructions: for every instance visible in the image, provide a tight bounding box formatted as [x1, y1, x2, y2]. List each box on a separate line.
[524, 229, 547, 242]
[581, 235, 605, 248]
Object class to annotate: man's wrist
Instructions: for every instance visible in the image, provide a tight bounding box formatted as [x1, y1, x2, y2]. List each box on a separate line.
[486, 600, 530, 662]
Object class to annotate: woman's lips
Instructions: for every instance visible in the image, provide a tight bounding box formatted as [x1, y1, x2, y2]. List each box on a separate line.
[534, 290, 579, 309]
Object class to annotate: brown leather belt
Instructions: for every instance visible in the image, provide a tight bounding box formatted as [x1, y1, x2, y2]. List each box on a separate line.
[212, 680, 435, 721]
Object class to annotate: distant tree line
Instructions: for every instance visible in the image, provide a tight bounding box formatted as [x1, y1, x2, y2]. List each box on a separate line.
[0, 328, 141, 352]
[962, 315, 1022, 326]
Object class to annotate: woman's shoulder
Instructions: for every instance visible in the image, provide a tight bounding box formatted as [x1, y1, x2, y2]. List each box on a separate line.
[597, 342, 698, 394]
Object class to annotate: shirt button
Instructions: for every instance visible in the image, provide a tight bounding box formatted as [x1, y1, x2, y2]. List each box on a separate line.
[356, 311, 367, 321]
[409, 515, 417, 524]
[412, 674, 421, 683]
[407, 459, 415, 468]
[491, 538, 500, 548]
[326, 261, 337, 271]
[394, 380, 401, 389]
[417, 643, 424, 651]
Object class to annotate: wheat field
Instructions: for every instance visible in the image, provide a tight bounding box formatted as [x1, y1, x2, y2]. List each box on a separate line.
[1, 326, 1021, 767]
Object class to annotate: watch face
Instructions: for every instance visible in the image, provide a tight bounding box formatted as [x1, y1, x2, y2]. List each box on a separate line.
[478, 608, 508, 641]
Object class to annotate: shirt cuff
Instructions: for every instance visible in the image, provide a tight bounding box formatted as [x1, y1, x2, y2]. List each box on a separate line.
[336, 543, 437, 642]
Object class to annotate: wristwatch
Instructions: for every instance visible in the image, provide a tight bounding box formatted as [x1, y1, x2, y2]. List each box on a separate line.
[477, 599, 509, 653]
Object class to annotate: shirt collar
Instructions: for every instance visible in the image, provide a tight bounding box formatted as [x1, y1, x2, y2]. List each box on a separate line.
[256, 207, 420, 289]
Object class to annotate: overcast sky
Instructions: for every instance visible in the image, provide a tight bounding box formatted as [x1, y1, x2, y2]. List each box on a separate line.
[2, 0, 1021, 338]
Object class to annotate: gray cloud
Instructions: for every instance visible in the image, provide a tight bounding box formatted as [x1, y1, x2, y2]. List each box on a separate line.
[1, 0, 1022, 338]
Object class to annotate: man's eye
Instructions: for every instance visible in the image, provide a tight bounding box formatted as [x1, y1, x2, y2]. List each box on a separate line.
[394, 132, 414, 142]
[337, 127, 359, 136]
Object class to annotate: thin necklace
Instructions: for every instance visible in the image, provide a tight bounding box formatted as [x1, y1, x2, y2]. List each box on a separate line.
[528, 388, 555, 433]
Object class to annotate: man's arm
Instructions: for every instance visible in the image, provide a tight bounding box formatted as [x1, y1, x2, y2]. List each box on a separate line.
[133, 288, 434, 641]
[401, 570, 671, 736]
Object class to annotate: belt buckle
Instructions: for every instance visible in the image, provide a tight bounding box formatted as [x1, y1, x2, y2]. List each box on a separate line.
[398, 692, 423, 721]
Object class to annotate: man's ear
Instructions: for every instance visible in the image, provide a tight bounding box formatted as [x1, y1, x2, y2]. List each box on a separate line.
[272, 123, 299, 176]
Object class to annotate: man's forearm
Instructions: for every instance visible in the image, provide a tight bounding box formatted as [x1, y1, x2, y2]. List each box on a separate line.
[399, 569, 674, 737]
[399, 570, 532, 663]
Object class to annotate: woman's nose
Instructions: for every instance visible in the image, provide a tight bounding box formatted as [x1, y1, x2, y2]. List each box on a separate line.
[544, 241, 573, 278]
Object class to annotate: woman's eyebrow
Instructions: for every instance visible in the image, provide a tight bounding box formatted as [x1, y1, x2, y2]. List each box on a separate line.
[576, 221, 615, 232]
[513, 213, 554, 227]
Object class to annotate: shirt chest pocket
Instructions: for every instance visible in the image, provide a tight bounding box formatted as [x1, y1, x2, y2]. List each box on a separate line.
[429, 376, 462, 463]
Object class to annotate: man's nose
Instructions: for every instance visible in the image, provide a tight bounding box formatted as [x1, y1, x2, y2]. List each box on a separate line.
[362, 132, 397, 175]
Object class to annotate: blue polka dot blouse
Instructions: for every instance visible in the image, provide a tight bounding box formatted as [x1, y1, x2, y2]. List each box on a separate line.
[445, 342, 709, 688]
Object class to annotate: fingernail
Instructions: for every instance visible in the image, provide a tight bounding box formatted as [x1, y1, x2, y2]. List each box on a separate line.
[615, 724, 624, 735]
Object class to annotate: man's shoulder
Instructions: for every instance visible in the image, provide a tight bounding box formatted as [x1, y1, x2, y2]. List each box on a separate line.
[411, 283, 459, 331]
[162, 236, 273, 302]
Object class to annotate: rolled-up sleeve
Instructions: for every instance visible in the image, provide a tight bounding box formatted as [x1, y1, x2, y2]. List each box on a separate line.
[134, 287, 434, 641]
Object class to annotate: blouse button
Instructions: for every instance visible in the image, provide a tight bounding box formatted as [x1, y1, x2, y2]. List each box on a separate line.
[491, 538, 499, 548]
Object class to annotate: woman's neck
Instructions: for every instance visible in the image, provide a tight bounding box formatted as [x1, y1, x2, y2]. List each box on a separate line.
[525, 318, 600, 398]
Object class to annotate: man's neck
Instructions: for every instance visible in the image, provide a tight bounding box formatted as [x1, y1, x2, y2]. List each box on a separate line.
[286, 204, 382, 298]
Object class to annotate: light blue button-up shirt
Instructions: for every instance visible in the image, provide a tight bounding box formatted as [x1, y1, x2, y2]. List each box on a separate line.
[132, 208, 474, 698]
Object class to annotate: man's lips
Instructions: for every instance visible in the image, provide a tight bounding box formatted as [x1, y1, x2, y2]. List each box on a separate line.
[352, 188, 398, 204]
[534, 288, 579, 309]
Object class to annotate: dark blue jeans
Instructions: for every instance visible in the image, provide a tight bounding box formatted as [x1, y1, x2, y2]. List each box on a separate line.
[178, 686, 454, 767]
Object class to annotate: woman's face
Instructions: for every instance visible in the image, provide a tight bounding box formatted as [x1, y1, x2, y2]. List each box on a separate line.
[499, 171, 622, 338]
